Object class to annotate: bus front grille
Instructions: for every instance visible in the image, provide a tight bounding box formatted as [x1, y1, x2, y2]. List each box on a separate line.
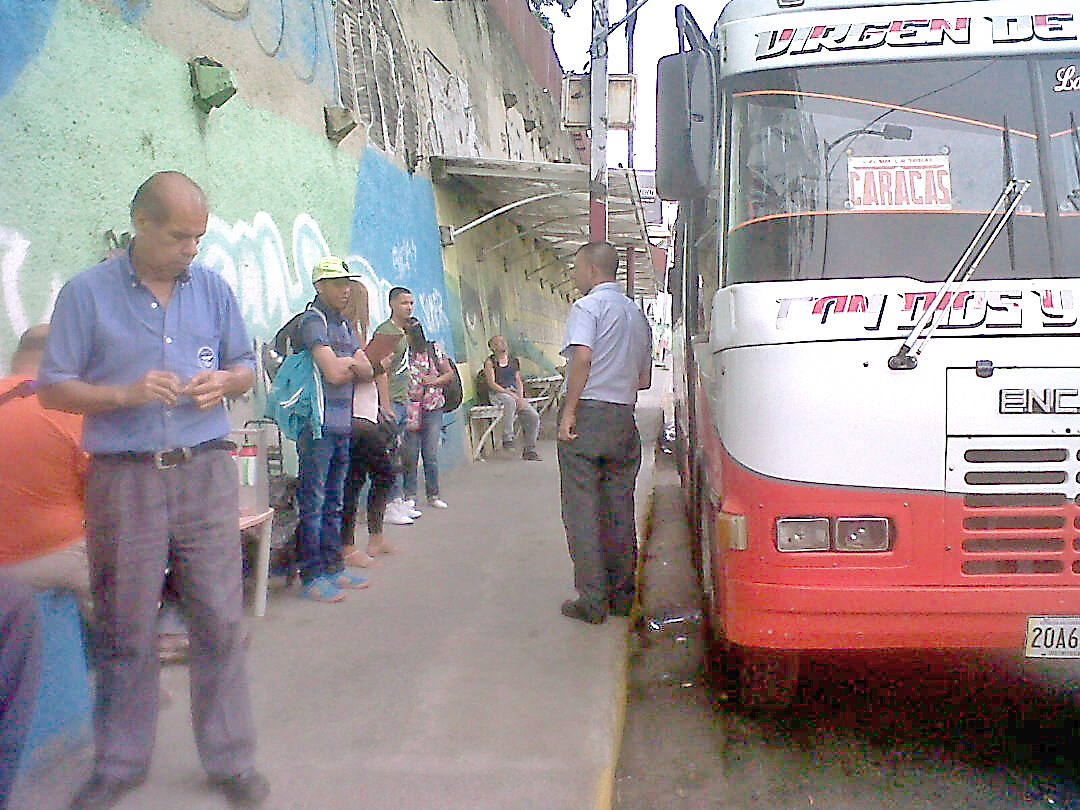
[946, 439, 1080, 580]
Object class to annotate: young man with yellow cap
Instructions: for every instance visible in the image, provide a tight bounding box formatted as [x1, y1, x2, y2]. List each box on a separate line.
[293, 256, 375, 602]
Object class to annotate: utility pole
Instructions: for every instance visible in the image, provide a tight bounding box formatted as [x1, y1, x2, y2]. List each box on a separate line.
[624, 0, 636, 296]
[589, 0, 608, 242]
[625, 0, 636, 171]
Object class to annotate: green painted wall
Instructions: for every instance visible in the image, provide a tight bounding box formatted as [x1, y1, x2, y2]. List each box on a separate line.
[0, 0, 357, 357]
[0, 0, 572, 465]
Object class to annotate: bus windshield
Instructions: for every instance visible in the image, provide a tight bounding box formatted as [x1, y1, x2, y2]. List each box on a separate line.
[726, 57, 1080, 283]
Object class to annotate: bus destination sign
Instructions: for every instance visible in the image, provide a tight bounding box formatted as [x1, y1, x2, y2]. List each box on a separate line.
[847, 155, 953, 211]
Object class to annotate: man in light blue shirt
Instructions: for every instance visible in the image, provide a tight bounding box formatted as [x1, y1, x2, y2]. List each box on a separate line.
[38, 172, 268, 809]
[557, 241, 652, 624]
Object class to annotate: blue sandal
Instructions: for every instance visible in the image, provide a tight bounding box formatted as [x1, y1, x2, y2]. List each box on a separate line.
[332, 570, 370, 590]
[300, 576, 346, 602]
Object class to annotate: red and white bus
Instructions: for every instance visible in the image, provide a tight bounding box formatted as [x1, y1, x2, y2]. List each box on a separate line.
[656, 0, 1080, 706]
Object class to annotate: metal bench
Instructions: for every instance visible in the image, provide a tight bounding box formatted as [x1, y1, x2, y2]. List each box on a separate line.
[469, 404, 504, 461]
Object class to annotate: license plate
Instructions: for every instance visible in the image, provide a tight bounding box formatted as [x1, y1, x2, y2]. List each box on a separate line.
[1025, 616, 1080, 658]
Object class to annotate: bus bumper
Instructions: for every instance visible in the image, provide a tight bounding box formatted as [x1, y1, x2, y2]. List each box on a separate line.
[722, 580, 1080, 652]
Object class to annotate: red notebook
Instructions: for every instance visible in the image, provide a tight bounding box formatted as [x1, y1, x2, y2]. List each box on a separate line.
[364, 332, 402, 366]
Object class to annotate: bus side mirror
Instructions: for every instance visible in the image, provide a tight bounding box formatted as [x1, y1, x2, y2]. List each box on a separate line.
[655, 49, 716, 201]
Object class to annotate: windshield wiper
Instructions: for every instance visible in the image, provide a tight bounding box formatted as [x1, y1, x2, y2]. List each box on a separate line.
[1066, 111, 1080, 211]
[1002, 115, 1017, 274]
[888, 178, 1030, 371]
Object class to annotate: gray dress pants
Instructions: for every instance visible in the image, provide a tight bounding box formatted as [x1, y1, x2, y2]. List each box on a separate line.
[85, 449, 256, 780]
[557, 401, 641, 614]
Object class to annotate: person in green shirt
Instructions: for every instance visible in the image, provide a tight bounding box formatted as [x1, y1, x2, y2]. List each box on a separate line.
[374, 286, 422, 524]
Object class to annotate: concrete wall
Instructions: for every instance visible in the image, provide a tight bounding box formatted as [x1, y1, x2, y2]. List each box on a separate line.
[0, 0, 575, 466]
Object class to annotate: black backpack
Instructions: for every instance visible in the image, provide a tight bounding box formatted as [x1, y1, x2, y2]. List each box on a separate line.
[430, 341, 463, 413]
[263, 301, 323, 382]
[474, 366, 490, 405]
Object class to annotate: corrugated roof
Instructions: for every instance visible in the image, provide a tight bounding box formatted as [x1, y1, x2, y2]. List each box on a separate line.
[430, 156, 662, 298]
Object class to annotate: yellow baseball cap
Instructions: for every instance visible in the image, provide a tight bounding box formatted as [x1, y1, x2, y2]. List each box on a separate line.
[311, 256, 359, 284]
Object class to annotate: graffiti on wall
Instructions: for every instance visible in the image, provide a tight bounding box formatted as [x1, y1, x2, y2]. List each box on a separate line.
[105, 0, 421, 157]
[0, 210, 396, 356]
[200, 211, 315, 335]
[351, 148, 451, 350]
[201, 211, 394, 337]
[423, 50, 481, 158]
[0, 0, 60, 98]
[336, 0, 420, 159]
[1, 225, 61, 339]
[104, 0, 340, 102]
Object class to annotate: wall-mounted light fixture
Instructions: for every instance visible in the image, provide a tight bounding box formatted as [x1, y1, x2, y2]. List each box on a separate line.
[522, 118, 537, 133]
[502, 91, 518, 109]
[324, 106, 358, 144]
[104, 228, 132, 258]
[188, 57, 236, 113]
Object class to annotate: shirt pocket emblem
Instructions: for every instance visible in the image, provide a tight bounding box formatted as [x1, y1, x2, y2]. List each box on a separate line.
[198, 345, 217, 369]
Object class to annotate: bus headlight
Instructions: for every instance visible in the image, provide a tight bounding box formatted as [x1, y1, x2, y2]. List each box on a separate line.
[776, 518, 830, 552]
[835, 518, 890, 552]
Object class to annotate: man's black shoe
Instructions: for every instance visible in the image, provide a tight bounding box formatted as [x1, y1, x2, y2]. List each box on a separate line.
[522, 449, 542, 461]
[210, 769, 270, 807]
[610, 594, 634, 617]
[69, 772, 146, 809]
[561, 599, 606, 624]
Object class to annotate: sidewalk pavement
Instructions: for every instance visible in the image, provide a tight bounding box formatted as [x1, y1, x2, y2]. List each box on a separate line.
[17, 372, 670, 810]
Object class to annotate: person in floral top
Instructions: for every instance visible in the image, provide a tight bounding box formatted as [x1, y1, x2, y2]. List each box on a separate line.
[402, 318, 454, 509]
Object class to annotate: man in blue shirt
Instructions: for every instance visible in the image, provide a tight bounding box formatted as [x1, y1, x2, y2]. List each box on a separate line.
[292, 256, 374, 602]
[557, 241, 653, 625]
[38, 172, 269, 808]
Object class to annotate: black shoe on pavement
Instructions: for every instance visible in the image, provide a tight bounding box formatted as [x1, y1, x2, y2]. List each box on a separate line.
[610, 594, 634, 617]
[561, 599, 606, 624]
[70, 772, 147, 809]
[522, 449, 541, 461]
[210, 769, 270, 807]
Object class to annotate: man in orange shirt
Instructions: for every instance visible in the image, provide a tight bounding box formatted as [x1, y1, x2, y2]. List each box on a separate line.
[0, 325, 89, 605]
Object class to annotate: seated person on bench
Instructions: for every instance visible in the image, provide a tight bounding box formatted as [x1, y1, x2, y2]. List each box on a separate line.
[484, 335, 541, 462]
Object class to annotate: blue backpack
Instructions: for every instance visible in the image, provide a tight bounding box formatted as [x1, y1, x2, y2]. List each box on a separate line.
[266, 306, 327, 441]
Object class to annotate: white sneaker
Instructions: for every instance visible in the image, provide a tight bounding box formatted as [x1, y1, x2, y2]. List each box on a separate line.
[428, 498, 448, 509]
[384, 501, 414, 525]
[401, 498, 423, 518]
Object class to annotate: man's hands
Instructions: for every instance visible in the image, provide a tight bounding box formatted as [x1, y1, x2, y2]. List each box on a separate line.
[183, 370, 234, 411]
[118, 369, 248, 411]
[558, 344, 591, 443]
[558, 408, 578, 442]
[120, 370, 184, 408]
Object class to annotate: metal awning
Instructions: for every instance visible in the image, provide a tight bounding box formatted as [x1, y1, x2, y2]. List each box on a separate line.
[430, 156, 661, 298]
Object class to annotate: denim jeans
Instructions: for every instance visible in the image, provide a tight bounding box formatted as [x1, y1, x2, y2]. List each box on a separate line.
[388, 401, 408, 502]
[296, 430, 352, 584]
[490, 391, 540, 450]
[403, 409, 442, 500]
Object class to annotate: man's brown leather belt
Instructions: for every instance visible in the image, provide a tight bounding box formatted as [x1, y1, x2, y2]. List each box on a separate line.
[95, 439, 235, 470]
